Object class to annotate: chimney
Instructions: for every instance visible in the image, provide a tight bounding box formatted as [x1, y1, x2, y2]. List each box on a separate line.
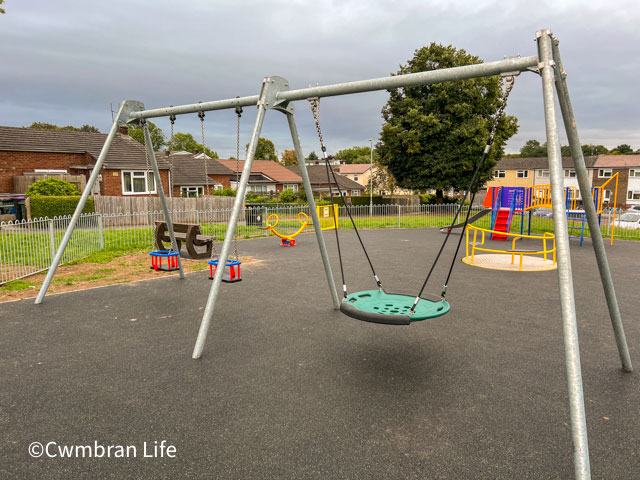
[118, 126, 129, 136]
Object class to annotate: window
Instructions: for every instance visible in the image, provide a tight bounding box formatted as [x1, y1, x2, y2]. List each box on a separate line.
[283, 184, 299, 192]
[122, 170, 155, 194]
[604, 189, 611, 201]
[249, 185, 269, 193]
[630, 169, 640, 177]
[516, 170, 529, 178]
[628, 191, 640, 200]
[598, 169, 612, 178]
[493, 170, 505, 178]
[353, 175, 359, 182]
[180, 186, 204, 198]
[564, 169, 576, 178]
[538, 169, 550, 178]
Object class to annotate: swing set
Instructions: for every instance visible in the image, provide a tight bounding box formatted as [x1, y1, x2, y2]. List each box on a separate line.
[33, 29, 633, 480]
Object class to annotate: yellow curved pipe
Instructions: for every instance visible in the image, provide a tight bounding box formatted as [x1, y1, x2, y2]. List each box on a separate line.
[263, 212, 310, 240]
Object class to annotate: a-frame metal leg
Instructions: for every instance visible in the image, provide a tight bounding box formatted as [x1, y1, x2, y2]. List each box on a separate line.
[142, 122, 184, 279]
[192, 79, 270, 359]
[285, 112, 340, 309]
[551, 38, 632, 373]
[537, 30, 591, 480]
[35, 100, 144, 304]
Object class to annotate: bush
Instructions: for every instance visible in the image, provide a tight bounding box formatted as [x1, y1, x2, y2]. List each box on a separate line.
[331, 195, 390, 206]
[30, 196, 95, 218]
[419, 194, 459, 205]
[278, 188, 297, 203]
[26, 178, 80, 196]
[212, 187, 237, 197]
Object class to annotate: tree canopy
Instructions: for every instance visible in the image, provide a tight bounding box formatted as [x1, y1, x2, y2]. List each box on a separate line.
[0, 1, 6, 14]
[26, 178, 80, 196]
[281, 149, 297, 166]
[519, 139, 610, 158]
[128, 121, 166, 151]
[610, 144, 634, 155]
[28, 122, 100, 133]
[335, 146, 377, 164]
[377, 43, 518, 197]
[307, 151, 318, 161]
[247, 137, 278, 161]
[169, 132, 218, 158]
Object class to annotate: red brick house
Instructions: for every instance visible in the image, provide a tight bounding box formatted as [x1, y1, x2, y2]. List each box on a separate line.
[285, 165, 364, 196]
[0, 126, 172, 196]
[157, 152, 235, 197]
[217, 159, 303, 194]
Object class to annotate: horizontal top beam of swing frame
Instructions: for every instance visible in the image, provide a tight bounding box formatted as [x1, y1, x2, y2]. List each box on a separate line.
[129, 55, 538, 120]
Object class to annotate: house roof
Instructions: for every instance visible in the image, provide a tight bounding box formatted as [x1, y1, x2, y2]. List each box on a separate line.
[217, 160, 302, 183]
[0, 126, 172, 170]
[285, 166, 364, 191]
[593, 155, 640, 168]
[337, 164, 372, 174]
[158, 152, 234, 186]
[494, 156, 598, 170]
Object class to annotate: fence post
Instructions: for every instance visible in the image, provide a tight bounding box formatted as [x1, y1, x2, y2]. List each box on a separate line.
[196, 209, 200, 225]
[397, 204, 401, 228]
[48, 219, 56, 261]
[97, 215, 105, 249]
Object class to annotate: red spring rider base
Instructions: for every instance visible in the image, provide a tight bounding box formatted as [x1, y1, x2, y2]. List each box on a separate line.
[149, 250, 180, 272]
[281, 238, 296, 247]
[208, 258, 242, 283]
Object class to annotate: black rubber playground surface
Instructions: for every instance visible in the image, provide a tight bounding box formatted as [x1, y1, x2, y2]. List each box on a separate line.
[1, 228, 639, 479]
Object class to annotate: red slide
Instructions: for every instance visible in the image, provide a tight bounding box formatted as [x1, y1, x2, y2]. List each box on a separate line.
[492, 208, 511, 241]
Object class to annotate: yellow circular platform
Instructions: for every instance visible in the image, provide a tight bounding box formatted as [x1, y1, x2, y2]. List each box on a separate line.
[462, 253, 557, 272]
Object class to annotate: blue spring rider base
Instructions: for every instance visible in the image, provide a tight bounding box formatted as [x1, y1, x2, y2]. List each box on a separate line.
[208, 258, 242, 283]
[149, 250, 180, 272]
[281, 238, 296, 247]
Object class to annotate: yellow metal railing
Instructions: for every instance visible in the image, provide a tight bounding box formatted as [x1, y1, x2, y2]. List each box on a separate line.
[465, 225, 556, 271]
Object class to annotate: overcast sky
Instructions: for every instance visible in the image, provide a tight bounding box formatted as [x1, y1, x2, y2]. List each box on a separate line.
[1, 0, 639, 158]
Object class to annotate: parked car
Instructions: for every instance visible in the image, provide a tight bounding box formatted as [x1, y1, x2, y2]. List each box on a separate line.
[615, 212, 640, 230]
[533, 207, 553, 218]
[624, 205, 640, 214]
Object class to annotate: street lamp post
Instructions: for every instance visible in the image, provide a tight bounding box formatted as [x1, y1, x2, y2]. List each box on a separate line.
[369, 139, 373, 217]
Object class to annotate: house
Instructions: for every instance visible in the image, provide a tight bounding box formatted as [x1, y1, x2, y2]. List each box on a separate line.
[337, 164, 373, 189]
[285, 165, 365, 197]
[156, 152, 235, 197]
[485, 155, 639, 207]
[0, 125, 172, 197]
[593, 155, 640, 207]
[217, 159, 303, 194]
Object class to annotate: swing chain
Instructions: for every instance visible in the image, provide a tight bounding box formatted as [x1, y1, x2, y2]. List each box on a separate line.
[198, 107, 209, 196]
[233, 101, 242, 261]
[168, 111, 176, 195]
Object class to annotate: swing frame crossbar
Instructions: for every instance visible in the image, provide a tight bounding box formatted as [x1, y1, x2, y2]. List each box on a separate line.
[33, 29, 632, 480]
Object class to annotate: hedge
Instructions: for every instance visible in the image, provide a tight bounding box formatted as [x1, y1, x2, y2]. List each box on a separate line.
[331, 195, 392, 206]
[30, 196, 95, 219]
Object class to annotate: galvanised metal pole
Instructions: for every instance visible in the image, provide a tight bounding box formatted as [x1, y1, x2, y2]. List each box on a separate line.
[34, 100, 142, 304]
[538, 29, 591, 480]
[369, 139, 373, 217]
[128, 56, 539, 122]
[192, 79, 270, 359]
[286, 111, 340, 309]
[142, 123, 184, 279]
[551, 37, 632, 372]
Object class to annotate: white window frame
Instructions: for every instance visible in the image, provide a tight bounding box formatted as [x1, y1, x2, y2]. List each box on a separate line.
[248, 184, 269, 193]
[564, 169, 576, 178]
[629, 169, 640, 178]
[180, 186, 204, 197]
[627, 190, 640, 200]
[283, 184, 299, 192]
[121, 170, 156, 195]
[538, 169, 550, 178]
[598, 168, 612, 178]
[516, 170, 528, 178]
[604, 189, 611, 201]
[493, 170, 506, 178]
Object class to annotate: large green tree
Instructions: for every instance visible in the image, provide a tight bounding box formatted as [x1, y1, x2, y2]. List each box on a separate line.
[519, 139, 547, 157]
[610, 144, 634, 155]
[581, 144, 609, 156]
[129, 121, 166, 151]
[28, 122, 100, 133]
[281, 149, 298, 166]
[377, 43, 518, 199]
[247, 137, 277, 161]
[335, 146, 377, 164]
[169, 132, 218, 158]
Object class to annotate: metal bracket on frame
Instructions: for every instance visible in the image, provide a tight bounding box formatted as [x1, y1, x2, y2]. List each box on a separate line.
[257, 76, 295, 114]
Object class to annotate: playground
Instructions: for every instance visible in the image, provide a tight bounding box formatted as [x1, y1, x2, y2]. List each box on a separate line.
[1, 228, 638, 478]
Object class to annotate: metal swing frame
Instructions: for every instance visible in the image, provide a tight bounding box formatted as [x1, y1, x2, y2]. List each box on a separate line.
[33, 29, 631, 480]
